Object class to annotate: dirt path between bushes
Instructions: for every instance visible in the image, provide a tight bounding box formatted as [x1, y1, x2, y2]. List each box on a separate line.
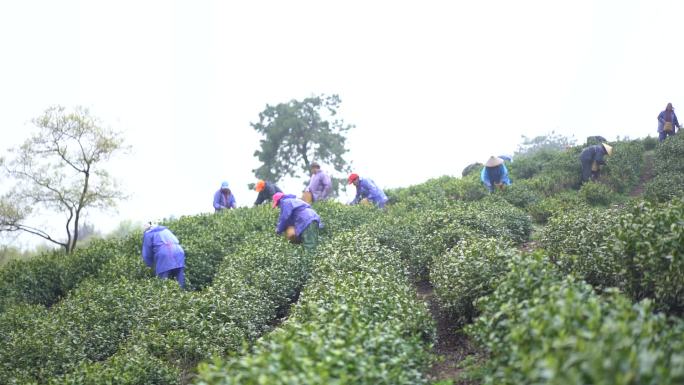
[417, 281, 479, 385]
[630, 151, 655, 197]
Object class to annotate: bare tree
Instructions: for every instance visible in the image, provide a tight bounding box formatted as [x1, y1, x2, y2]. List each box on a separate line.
[0, 106, 127, 253]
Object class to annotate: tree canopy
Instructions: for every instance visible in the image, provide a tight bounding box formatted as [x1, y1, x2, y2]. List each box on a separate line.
[251, 94, 353, 187]
[515, 131, 577, 156]
[0, 106, 127, 253]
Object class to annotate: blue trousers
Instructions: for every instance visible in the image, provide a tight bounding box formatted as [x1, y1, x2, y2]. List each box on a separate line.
[158, 267, 185, 289]
[659, 130, 676, 142]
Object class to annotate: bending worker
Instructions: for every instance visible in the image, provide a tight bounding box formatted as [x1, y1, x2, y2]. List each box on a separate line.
[579, 142, 612, 183]
[213, 181, 236, 212]
[254, 180, 282, 206]
[348, 173, 388, 208]
[481, 156, 511, 192]
[142, 222, 186, 288]
[272, 192, 323, 253]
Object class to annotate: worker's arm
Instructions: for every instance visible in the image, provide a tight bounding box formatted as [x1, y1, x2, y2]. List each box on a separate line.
[275, 204, 291, 234]
[254, 190, 266, 206]
[350, 184, 363, 205]
[480, 167, 491, 187]
[141, 233, 154, 267]
[213, 191, 224, 210]
[501, 164, 512, 185]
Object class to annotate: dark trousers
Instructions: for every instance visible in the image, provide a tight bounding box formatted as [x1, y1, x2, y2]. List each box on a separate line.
[580, 159, 595, 182]
[158, 267, 185, 289]
[300, 222, 320, 254]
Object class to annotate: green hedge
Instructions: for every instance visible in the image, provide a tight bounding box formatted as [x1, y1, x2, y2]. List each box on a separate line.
[195, 231, 435, 385]
[611, 198, 684, 313]
[645, 133, 684, 202]
[601, 139, 645, 193]
[540, 206, 621, 289]
[0, 236, 138, 312]
[0, 206, 278, 312]
[48, 232, 310, 385]
[579, 181, 616, 206]
[431, 236, 516, 324]
[467, 254, 684, 385]
[526, 190, 586, 224]
[367, 198, 529, 281]
[541, 199, 684, 314]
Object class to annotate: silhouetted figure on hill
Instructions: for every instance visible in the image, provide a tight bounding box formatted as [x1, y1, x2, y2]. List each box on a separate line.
[657, 103, 680, 142]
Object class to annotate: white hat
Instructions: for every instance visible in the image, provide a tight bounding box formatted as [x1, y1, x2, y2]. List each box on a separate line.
[485, 156, 504, 167]
[602, 143, 613, 156]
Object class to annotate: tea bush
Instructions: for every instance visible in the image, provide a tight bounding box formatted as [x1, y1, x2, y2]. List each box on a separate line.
[510, 147, 581, 196]
[0, 236, 138, 312]
[468, 254, 684, 385]
[0, 225, 323, 384]
[386, 174, 486, 209]
[645, 133, 684, 202]
[195, 231, 435, 385]
[368, 197, 530, 281]
[644, 171, 684, 202]
[431, 236, 516, 324]
[602, 139, 644, 193]
[610, 198, 684, 313]
[0, 277, 184, 383]
[642, 135, 658, 151]
[0, 206, 278, 312]
[500, 182, 541, 209]
[653, 131, 684, 175]
[527, 191, 586, 224]
[579, 181, 616, 206]
[540, 206, 621, 289]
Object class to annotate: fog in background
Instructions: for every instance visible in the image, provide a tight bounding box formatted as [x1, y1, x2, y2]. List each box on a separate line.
[1, 0, 682, 249]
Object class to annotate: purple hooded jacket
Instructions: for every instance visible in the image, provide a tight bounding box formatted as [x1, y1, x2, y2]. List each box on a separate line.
[142, 226, 185, 275]
[275, 194, 323, 236]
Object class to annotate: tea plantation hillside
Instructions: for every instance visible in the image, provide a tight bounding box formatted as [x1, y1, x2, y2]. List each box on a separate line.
[1, 135, 683, 384]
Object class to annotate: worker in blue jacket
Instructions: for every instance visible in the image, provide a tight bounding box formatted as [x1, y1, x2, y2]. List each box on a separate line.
[273, 192, 323, 253]
[213, 181, 236, 212]
[481, 156, 512, 192]
[348, 173, 389, 208]
[579, 143, 612, 183]
[142, 223, 186, 288]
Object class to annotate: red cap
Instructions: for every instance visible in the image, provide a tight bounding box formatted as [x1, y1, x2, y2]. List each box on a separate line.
[348, 173, 359, 184]
[272, 192, 285, 208]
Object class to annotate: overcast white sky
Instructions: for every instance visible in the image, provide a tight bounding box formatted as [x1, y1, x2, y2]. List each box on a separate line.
[1, 0, 683, 249]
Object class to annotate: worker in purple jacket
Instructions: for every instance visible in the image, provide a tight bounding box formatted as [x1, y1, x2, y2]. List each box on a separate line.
[213, 181, 236, 212]
[657, 102, 680, 142]
[273, 192, 323, 253]
[142, 222, 186, 288]
[305, 162, 333, 202]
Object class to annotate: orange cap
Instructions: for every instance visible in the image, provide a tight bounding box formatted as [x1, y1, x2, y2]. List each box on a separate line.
[255, 180, 266, 192]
